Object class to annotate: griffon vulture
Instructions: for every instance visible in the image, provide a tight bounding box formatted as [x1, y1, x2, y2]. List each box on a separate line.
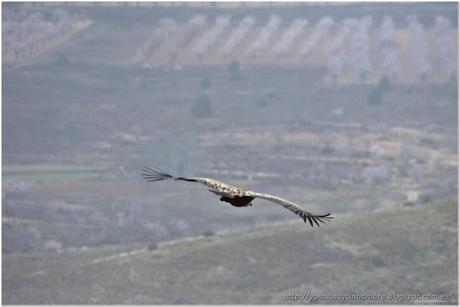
[142, 166, 333, 227]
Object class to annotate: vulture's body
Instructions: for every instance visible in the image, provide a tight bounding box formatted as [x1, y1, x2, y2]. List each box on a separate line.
[142, 166, 333, 227]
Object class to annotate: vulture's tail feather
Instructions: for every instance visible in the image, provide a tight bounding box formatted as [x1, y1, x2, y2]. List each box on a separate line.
[141, 166, 174, 182]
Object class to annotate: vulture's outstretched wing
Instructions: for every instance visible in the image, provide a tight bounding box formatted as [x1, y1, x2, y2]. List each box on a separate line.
[249, 192, 333, 227]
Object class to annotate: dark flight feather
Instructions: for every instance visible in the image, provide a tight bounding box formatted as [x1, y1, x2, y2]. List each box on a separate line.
[141, 166, 173, 182]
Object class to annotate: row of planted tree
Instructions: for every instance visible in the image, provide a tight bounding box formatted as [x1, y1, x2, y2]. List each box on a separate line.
[3, 8, 90, 63]
[135, 14, 456, 83]
[3, 8, 455, 82]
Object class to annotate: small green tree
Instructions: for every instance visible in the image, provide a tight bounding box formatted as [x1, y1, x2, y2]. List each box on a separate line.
[148, 242, 158, 251]
[257, 97, 268, 107]
[200, 75, 211, 90]
[257, 91, 281, 107]
[191, 93, 213, 118]
[227, 61, 241, 80]
[418, 194, 432, 204]
[367, 87, 383, 106]
[267, 91, 280, 102]
[203, 229, 214, 237]
[55, 52, 69, 66]
[378, 76, 391, 92]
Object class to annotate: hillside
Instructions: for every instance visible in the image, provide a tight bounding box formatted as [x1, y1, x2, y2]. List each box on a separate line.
[3, 3, 457, 304]
[3, 197, 457, 304]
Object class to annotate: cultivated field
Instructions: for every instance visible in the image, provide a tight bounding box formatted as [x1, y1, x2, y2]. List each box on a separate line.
[131, 12, 457, 84]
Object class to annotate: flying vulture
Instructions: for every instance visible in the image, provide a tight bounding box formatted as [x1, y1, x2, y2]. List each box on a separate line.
[141, 166, 333, 227]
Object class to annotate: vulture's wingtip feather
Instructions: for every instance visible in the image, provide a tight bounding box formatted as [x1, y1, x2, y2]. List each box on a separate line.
[141, 166, 174, 182]
[303, 212, 333, 227]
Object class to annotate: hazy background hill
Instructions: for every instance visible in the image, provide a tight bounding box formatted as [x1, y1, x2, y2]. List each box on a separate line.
[2, 2, 458, 304]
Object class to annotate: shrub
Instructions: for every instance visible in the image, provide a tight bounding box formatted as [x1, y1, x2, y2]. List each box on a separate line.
[418, 194, 432, 204]
[148, 242, 158, 251]
[191, 93, 213, 118]
[55, 52, 69, 66]
[227, 61, 241, 80]
[367, 87, 383, 105]
[397, 164, 409, 177]
[258, 91, 280, 107]
[368, 255, 385, 267]
[267, 91, 279, 101]
[402, 201, 415, 207]
[203, 230, 214, 237]
[200, 75, 211, 90]
[378, 76, 391, 92]
[257, 97, 268, 107]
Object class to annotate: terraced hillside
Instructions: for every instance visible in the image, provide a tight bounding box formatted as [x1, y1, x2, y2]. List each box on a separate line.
[3, 3, 457, 304]
[3, 61, 457, 254]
